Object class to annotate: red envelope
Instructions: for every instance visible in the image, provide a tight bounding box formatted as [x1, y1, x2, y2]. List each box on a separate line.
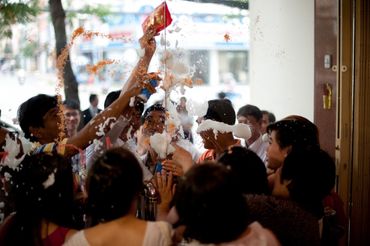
[142, 2, 172, 34]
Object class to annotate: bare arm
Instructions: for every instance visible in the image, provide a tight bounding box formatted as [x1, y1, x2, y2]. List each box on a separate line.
[121, 27, 157, 94]
[64, 29, 157, 157]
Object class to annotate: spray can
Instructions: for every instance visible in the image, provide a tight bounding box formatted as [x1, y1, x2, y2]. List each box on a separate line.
[138, 79, 158, 102]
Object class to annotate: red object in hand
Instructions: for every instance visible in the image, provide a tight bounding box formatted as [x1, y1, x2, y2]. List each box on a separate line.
[142, 2, 172, 34]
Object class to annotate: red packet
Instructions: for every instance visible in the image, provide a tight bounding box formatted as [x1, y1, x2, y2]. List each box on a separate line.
[142, 2, 172, 34]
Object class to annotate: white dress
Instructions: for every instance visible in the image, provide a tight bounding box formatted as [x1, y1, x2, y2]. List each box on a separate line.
[63, 221, 173, 246]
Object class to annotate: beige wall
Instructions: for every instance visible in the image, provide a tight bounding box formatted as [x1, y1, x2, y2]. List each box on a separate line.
[249, 0, 314, 121]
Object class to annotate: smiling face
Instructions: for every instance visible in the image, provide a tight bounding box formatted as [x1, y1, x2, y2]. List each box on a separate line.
[63, 106, 81, 137]
[266, 130, 290, 170]
[142, 110, 166, 136]
[30, 107, 61, 144]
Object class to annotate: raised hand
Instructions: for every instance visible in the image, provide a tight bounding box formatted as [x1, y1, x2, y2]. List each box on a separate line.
[139, 26, 157, 59]
[162, 159, 184, 177]
[155, 170, 176, 220]
[168, 143, 193, 173]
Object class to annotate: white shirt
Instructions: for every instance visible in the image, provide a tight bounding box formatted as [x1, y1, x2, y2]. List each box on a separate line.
[248, 135, 268, 164]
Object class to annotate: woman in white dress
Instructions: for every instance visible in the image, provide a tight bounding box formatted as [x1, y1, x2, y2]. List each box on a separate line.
[64, 147, 172, 246]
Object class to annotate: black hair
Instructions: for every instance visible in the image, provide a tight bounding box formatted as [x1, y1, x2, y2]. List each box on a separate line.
[1, 153, 75, 245]
[204, 99, 235, 125]
[17, 94, 58, 141]
[89, 94, 98, 103]
[267, 118, 320, 151]
[218, 146, 269, 195]
[63, 99, 80, 110]
[261, 110, 276, 123]
[281, 148, 336, 218]
[268, 112, 276, 123]
[104, 90, 121, 109]
[141, 103, 166, 124]
[86, 147, 143, 225]
[237, 104, 263, 122]
[104, 91, 144, 116]
[173, 163, 249, 244]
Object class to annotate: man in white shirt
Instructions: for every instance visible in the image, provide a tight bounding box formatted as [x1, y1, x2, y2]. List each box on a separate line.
[237, 104, 268, 164]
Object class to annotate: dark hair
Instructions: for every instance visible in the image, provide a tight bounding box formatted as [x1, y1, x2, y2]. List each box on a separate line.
[237, 104, 263, 122]
[104, 90, 120, 109]
[89, 94, 98, 103]
[141, 103, 166, 124]
[63, 99, 80, 110]
[1, 153, 75, 245]
[174, 163, 249, 244]
[261, 110, 276, 123]
[204, 99, 235, 125]
[17, 94, 58, 141]
[268, 112, 276, 123]
[281, 148, 336, 218]
[105, 91, 145, 116]
[86, 147, 143, 225]
[246, 194, 320, 246]
[267, 118, 320, 151]
[218, 146, 269, 195]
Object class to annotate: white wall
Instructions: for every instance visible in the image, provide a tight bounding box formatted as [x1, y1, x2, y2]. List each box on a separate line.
[249, 0, 314, 121]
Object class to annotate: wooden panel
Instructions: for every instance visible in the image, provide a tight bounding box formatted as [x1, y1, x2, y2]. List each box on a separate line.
[350, 0, 370, 244]
[336, 0, 353, 220]
[314, 0, 338, 158]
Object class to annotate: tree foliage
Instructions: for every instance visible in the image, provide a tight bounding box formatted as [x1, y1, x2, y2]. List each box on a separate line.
[0, 0, 39, 38]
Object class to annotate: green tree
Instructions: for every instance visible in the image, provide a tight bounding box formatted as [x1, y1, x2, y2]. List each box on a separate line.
[0, 0, 39, 38]
[1, 0, 111, 105]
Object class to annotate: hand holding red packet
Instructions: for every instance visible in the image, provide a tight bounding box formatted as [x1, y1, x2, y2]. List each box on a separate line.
[142, 2, 173, 34]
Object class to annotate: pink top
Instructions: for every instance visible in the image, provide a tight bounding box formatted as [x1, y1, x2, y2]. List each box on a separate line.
[188, 222, 280, 246]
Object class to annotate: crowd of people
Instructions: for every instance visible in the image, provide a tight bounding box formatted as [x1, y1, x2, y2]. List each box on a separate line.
[0, 26, 346, 246]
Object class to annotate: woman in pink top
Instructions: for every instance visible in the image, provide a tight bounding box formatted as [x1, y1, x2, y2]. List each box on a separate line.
[172, 163, 280, 246]
[0, 153, 78, 246]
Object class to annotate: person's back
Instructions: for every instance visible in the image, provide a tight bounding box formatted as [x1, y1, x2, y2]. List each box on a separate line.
[64, 148, 172, 246]
[246, 194, 320, 246]
[67, 219, 171, 246]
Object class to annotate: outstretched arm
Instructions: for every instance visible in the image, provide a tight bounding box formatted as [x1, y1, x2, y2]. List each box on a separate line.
[122, 27, 157, 93]
[64, 29, 157, 157]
